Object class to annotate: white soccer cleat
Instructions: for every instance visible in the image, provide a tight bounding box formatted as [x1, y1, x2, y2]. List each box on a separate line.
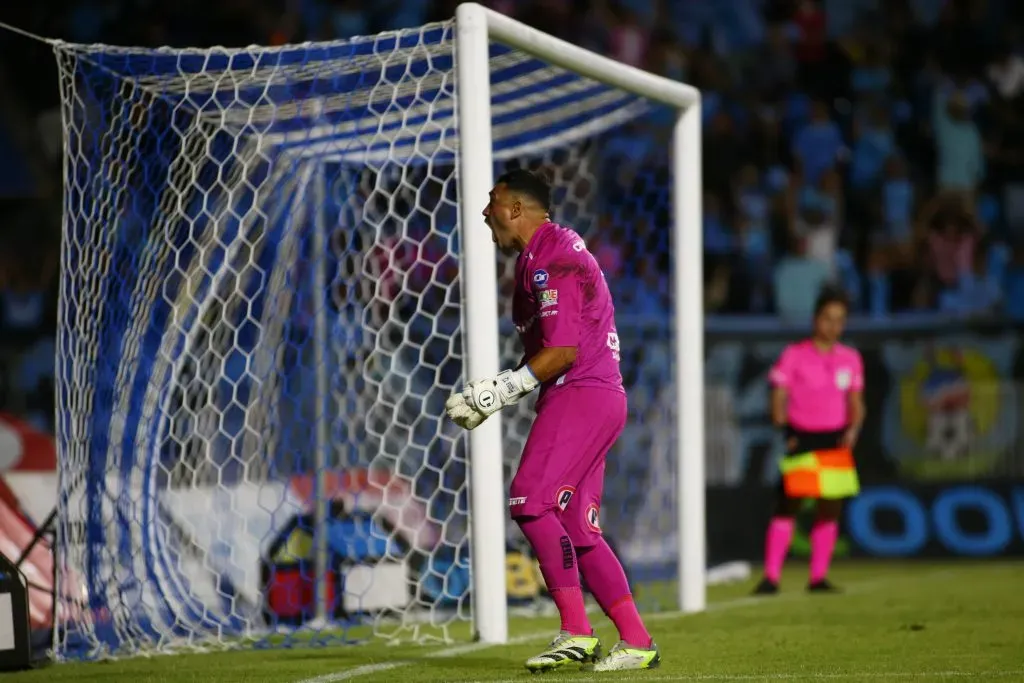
[588, 639, 661, 672]
[524, 630, 603, 673]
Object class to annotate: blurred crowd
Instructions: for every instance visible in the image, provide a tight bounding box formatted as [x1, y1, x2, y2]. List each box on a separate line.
[0, 202, 58, 430]
[2, 0, 1024, 388]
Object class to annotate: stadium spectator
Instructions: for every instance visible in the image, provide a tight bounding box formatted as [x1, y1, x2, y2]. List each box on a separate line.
[933, 90, 985, 196]
[790, 100, 846, 186]
[750, 23, 797, 95]
[773, 235, 832, 322]
[791, 0, 828, 93]
[703, 110, 745, 198]
[986, 40, 1024, 101]
[607, 5, 649, 68]
[918, 193, 983, 307]
[849, 104, 896, 192]
[790, 167, 842, 275]
[589, 220, 626, 280]
[878, 155, 916, 250]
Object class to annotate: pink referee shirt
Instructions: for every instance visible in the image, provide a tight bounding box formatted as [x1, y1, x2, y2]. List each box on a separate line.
[769, 340, 864, 432]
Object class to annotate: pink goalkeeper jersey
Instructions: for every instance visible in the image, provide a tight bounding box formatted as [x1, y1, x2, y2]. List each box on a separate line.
[512, 222, 624, 400]
[769, 339, 864, 432]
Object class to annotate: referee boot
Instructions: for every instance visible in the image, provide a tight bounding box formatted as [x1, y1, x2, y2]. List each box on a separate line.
[752, 577, 780, 595]
[525, 631, 603, 673]
[807, 578, 842, 593]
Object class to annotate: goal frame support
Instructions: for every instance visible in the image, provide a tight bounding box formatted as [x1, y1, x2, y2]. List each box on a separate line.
[455, 2, 705, 645]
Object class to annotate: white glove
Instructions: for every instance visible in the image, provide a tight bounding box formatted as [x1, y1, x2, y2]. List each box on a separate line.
[444, 392, 488, 430]
[445, 367, 539, 430]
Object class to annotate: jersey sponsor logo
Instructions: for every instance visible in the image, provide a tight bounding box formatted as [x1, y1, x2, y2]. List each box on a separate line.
[538, 289, 558, 308]
[508, 496, 527, 506]
[532, 269, 549, 288]
[556, 485, 576, 511]
[572, 240, 585, 252]
[836, 368, 851, 390]
[585, 503, 601, 532]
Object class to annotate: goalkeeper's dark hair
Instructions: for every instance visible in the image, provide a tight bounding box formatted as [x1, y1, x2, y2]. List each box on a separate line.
[495, 168, 552, 212]
[813, 285, 850, 318]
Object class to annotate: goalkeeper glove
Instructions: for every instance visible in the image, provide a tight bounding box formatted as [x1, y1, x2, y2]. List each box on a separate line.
[445, 367, 539, 430]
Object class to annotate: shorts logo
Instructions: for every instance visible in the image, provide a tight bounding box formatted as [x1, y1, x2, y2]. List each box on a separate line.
[532, 269, 549, 288]
[585, 503, 601, 532]
[835, 368, 851, 390]
[560, 535, 574, 569]
[509, 496, 527, 506]
[556, 486, 575, 511]
[538, 289, 558, 308]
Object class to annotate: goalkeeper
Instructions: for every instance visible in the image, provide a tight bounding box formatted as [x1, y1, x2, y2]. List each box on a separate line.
[446, 169, 658, 673]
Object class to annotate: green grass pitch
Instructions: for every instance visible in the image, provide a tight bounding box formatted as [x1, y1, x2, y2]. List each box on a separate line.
[10, 560, 1024, 682]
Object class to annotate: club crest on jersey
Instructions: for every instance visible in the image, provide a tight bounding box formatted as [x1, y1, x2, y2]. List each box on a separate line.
[538, 289, 558, 308]
[835, 368, 851, 390]
[532, 269, 549, 288]
[556, 486, 575, 511]
[585, 503, 601, 532]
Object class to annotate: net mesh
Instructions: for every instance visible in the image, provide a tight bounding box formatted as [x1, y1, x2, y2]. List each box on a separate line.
[53, 19, 678, 660]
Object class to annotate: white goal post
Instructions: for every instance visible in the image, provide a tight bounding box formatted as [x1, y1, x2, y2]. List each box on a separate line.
[44, 0, 704, 659]
[456, 3, 705, 642]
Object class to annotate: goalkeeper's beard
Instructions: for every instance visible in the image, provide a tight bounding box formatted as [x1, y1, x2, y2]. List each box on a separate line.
[492, 231, 519, 255]
[487, 220, 518, 254]
[492, 235, 517, 255]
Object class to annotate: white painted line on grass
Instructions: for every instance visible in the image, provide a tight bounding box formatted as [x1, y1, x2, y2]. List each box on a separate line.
[299, 662, 409, 683]
[289, 591, 817, 683]
[294, 633, 541, 683]
[423, 632, 540, 659]
[291, 567, 969, 683]
[680, 671, 1024, 681]
[489, 670, 1024, 682]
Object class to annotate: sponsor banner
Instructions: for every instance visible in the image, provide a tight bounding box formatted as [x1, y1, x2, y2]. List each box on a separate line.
[705, 481, 1024, 561]
[703, 320, 1024, 487]
[846, 481, 1024, 558]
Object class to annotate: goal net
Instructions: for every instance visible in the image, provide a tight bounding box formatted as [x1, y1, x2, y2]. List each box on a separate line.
[52, 5, 702, 660]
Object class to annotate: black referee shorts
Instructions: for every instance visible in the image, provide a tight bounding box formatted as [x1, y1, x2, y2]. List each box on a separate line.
[776, 426, 846, 498]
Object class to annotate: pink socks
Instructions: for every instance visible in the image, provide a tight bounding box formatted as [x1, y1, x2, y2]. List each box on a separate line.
[809, 519, 839, 583]
[763, 516, 795, 583]
[518, 513, 591, 635]
[518, 514, 654, 646]
[764, 516, 839, 584]
[577, 539, 651, 648]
